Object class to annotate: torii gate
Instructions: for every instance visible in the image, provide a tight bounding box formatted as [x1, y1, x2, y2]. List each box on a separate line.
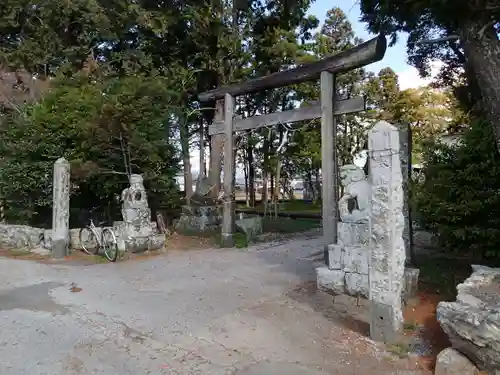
[198, 34, 387, 265]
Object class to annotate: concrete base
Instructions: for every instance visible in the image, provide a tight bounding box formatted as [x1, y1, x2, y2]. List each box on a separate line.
[51, 238, 68, 258]
[220, 233, 234, 248]
[125, 234, 165, 253]
[370, 301, 402, 344]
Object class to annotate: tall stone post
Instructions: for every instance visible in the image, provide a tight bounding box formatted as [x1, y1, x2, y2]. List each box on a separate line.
[52, 157, 70, 258]
[368, 121, 406, 344]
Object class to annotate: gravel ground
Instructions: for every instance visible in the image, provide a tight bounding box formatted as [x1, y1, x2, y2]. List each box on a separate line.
[0, 234, 428, 375]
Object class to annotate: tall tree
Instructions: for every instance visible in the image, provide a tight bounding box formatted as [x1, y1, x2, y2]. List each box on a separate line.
[358, 0, 500, 147]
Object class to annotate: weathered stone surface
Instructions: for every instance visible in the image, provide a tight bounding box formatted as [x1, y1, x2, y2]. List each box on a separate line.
[327, 244, 342, 270]
[368, 120, 406, 342]
[0, 224, 44, 249]
[316, 266, 344, 295]
[345, 272, 369, 298]
[434, 348, 479, 375]
[235, 216, 262, 242]
[175, 205, 221, 234]
[118, 174, 162, 253]
[343, 245, 368, 274]
[437, 265, 500, 374]
[338, 222, 369, 247]
[52, 157, 70, 258]
[403, 267, 419, 302]
[338, 164, 370, 223]
[125, 233, 164, 253]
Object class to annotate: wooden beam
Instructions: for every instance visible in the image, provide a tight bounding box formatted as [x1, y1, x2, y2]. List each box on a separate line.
[208, 96, 365, 135]
[198, 34, 386, 102]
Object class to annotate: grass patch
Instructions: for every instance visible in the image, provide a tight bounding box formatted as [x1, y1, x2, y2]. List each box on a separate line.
[262, 217, 320, 233]
[403, 320, 418, 332]
[237, 200, 321, 213]
[387, 342, 410, 358]
[5, 249, 32, 257]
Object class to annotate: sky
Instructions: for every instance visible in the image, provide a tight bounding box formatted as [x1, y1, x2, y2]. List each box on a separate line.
[309, 0, 435, 90]
[187, 0, 439, 179]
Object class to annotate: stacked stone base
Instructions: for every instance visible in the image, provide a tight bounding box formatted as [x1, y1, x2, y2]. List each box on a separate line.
[316, 222, 370, 297]
[0, 221, 165, 255]
[175, 205, 221, 235]
[316, 221, 419, 344]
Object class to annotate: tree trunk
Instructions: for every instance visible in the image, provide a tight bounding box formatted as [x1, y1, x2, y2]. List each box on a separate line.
[179, 114, 192, 201]
[199, 117, 206, 177]
[460, 20, 500, 147]
[246, 132, 256, 207]
[243, 154, 249, 206]
[262, 137, 270, 214]
[209, 100, 224, 198]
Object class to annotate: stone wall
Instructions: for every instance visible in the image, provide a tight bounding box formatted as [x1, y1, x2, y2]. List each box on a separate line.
[0, 224, 45, 249]
[0, 221, 161, 253]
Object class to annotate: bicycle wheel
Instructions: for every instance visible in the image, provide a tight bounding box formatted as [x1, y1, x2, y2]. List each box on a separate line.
[101, 228, 119, 262]
[79, 226, 99, 255]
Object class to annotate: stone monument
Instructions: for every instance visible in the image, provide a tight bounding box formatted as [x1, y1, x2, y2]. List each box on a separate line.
[316, 120, 407, 344]
[51, 157, 70, 258]
[368, 120, 406, 343]
[116, 174, 164, 253]
[175, 176, 222, 234]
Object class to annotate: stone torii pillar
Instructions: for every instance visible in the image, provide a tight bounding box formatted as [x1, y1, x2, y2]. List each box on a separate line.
[52, 157, 70, 258]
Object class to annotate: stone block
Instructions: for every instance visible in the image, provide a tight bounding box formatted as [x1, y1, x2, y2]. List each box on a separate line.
[149, 234, 165, 250]
[327, 244, 343, 270]
[175, 205, 221, 234]
[345, 272, 368, 298]
[434, 348, 479, 375]
[0, 224, 44, 249]
[338, 222, 369, 247]
[403, 267, 419, 302]
[343, 245, 369, 274]
[437, 265, 500, 374]
[316, 266, 345, 295]
[235, 216, 263, 242]
[51, 238, 67, 259]
[370, 300, 402, 344]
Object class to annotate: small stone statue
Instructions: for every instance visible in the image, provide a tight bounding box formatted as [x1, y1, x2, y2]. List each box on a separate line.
[339, 164, 370, 223]
[121, 174, 150, 223]
[122, 175, 148, 207]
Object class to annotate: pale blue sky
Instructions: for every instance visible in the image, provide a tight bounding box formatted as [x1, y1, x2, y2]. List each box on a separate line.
[309, 0, 409, 75]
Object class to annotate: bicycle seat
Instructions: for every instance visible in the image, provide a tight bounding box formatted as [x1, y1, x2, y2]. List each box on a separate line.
[98, 220, 109, 227]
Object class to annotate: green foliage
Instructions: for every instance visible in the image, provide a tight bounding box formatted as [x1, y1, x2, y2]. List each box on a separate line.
[0, 72, 181, 226]
[414, 118, 500, 258]
[358, 0, 500, 112]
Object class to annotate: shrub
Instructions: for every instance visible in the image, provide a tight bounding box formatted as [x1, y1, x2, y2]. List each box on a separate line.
[0, 72, 181, 227]
[414, 118, 500, 259]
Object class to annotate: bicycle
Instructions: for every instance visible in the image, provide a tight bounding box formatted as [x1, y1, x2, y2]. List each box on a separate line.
[79, 218, 119, 262]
